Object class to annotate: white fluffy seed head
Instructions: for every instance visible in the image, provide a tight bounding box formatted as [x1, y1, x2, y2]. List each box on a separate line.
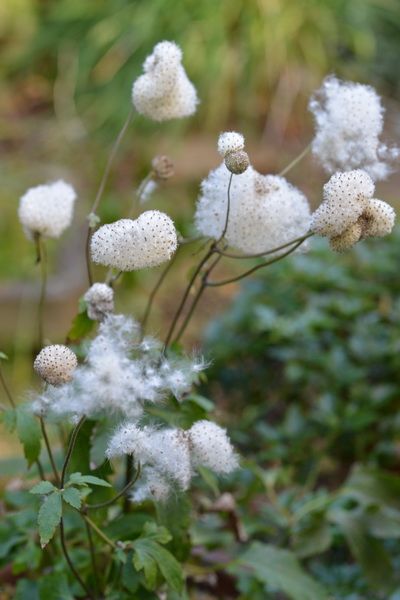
[217, 132, 245, 157]
[84, 283, 114, 321]
[132, 41, 198, 121]
[309, 76, 399, 181]
[329, 221, 363, 252]
[362, 199, 396, 237]
[195, 164, 310, 254]
[34, 345, 77, 386]
[90, 210, 178, 271]
[311, 170, 374, 237]
[189, 420, 238, 474]
[18, 180, 76, 240]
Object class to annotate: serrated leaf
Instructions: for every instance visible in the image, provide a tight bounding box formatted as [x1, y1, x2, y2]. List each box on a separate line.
[62, 487, 82, 510]
[38, 492, 62, 548]
[236, 542, 329, 600]
[16, 406, 41, 467]
[133, 539, 183, 593]
[68, 472, 111, 487]
[30, 481, 56, 495]
[142, 522, 172, 544]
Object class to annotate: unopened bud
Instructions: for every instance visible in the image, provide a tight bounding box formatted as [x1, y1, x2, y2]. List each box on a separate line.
[224, 150, 250, 174]
[152, 155, 174, 180]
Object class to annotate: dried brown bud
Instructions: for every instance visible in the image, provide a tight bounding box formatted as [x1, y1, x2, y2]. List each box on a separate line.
[151, 155, 175, 180]
[224, 150, 250, 175]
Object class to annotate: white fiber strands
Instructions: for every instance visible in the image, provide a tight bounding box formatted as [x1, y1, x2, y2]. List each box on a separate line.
[132, 41, 198, 121]
[195, 164, 311, 254]
[19, 180, 76, 239]
[309, 76, 399, 181]
[90, 210, 178, 271]
[84, 283, 114, 321]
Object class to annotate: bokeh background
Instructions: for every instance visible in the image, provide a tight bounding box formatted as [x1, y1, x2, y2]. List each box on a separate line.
[1, 0, 400, 485]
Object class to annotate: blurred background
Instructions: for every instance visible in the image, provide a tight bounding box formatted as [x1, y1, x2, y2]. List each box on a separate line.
[1, 0, 400, 447]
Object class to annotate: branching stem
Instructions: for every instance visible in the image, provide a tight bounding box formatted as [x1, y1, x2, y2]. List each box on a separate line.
[40, 417, 61, 486]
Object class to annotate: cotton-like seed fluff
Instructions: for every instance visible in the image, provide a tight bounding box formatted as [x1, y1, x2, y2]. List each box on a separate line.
[132, 41, 198, 121]
[90, 210, 178, 271]
[34, 345, 78, 386]
[18, 180, 77, 240]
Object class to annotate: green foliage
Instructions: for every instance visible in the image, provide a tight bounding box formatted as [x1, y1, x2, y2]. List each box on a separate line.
[16, 405, 41, 468]
[37, 491, 62, 548]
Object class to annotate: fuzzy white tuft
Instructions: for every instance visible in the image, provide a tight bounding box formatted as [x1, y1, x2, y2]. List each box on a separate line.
[84, 283, 114, 321]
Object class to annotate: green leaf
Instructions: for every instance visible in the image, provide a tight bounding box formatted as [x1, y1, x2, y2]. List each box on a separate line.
[38, 491, 62, 548]
[133, 539, 183, 593]
[236, 542, 329, 600]
[30, 481, 56, 495]
[90, 420, 113, 468]
[197, 466, 220, 497]
[66, 311, 95, 342]
[62, 487, 82, 510]
[0, 407, 16, 432]
[68, 472, 111, 487]
[343, 466, 400, 512]
[38, 572, 74, 600]
[15, 579, 39, 600]
[330, 508, 394, 591]
[292, 516, 332, 558]
[142, 522, 172, 544]
[16, 406, 41, 467]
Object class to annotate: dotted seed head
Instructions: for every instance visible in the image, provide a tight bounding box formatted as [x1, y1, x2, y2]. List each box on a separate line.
[132, 40, 198, 121]
[34, 345, 78, 386]
[90, 210, 178, 271]
[18, 180, 77, 240]
[224, 150, 250, 175]
[84, 283, 114, 321]
[217, 132, 245, 157]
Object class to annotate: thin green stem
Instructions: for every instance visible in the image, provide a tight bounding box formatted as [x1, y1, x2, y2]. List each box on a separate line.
[278, 143, 311, 177]
[35, 234, 47, 346]
[60, 517, 94, 598]
[123, 454, 134, 513]
[141, 254, 178, 333]
[40, 417, 61, 486]
[83, 515, 117, 550]
[0, 365, 15, 408]
[173, 254, 222, 345]
[163, 245, 216, 349]
[60, 416, 86, 488]
[214, 232, 314, 260]
[85, 518, 101, 597]
[85, 107, 135, 285]
[36, 459, 45, 480]
[205, 238, 306, 287]
[217, 172, 234, 243]
[86, 464, 141, 510]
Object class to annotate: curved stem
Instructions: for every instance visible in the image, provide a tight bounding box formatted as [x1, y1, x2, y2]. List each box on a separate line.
[86, 464, 141, 510]
[60, 517, 94, 598]
[83, 515, 116, 550]
[35, 234, 47, 346]
[206, 238, 306, 287]
[278, 143, 311, 177]
[215, 232, 314, 260]
[61, 416, 86, 488]
[0, 365, 15, 408]
[163, 245, 215, 349]
[173, 254, 222, 345]
[85, 518, 101, 597]
[141, 254, 178, 333]
[217, 173, 234, 243]
[85, 107, 134, 285]
[40, 417, 61, 486]
[36, 459, 45, 480]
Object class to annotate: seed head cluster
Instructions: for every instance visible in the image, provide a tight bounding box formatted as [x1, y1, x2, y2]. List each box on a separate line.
[19, 180, 77, 240]
[106, 419, 238, 502]
[217, 131, 249, 175]
[32, 315, 207, 420]
[84, 283, 114, 321]
[309, 76, 399, 181]
[90, 210, 178, 271]
[195, 163, 310, 254]
[311, 170, 396, 251]
[132, 41, 198, 121]
[34, 345, 78, 387]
